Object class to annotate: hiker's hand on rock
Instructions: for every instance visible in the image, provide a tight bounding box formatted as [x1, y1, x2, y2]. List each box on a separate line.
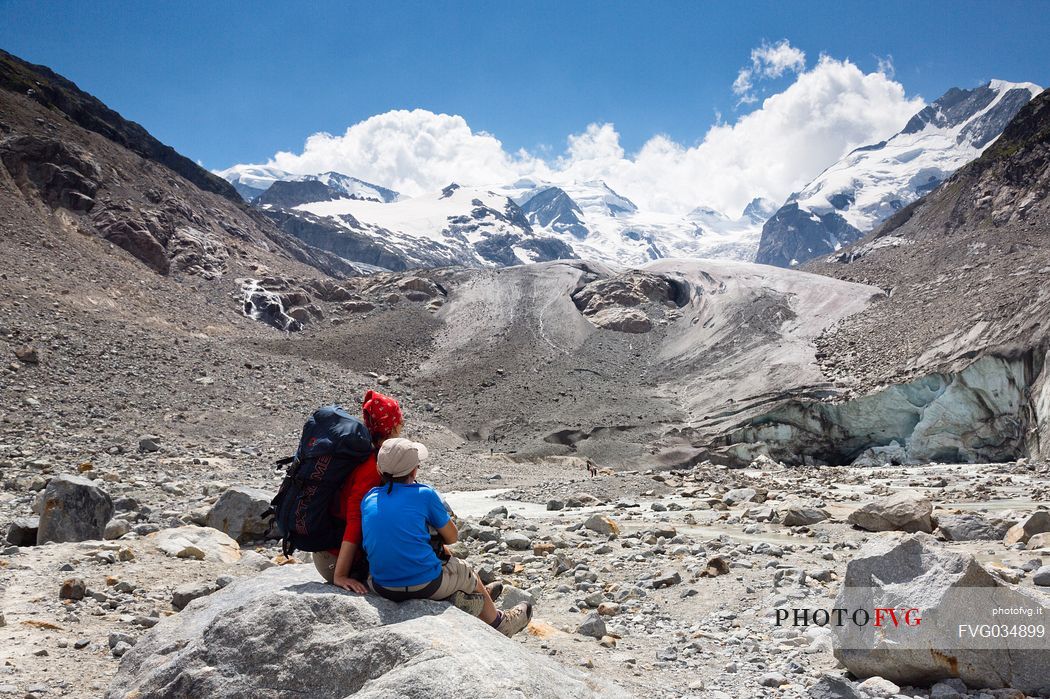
[335, 575, 367, 594]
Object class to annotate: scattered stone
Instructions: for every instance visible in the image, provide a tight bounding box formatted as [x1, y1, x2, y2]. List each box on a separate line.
[205, 486, 274, 543]
[652, 570, 682, 589]
[153, 526, 242, 564]
[6, 516, 39, 546]
[937, 513, 1012, 541]
[930, 678, 968, 699]
[1004, 511, 1050, 546]
[857, 676, 900, 697]
[576, 611, 607, 639]
[723, 488, 759, 506]
[108, 632, 135, 649]
[583, 514, 619, 538]
[15, 345, 40, 363]
[104, 519, 130, 540]
[782, 507, 830, 527]
[1033, 565, 1050, 586]
[59, 578, 86, 601]
[809, 674, 863, 699]
[172, 581, 219, 611]
[701, 556, 730, 577]
[503, 532, 532, 551]
[533, 542, 555, 556]
[546, 499, 564, 511]
[1027, 532, 1050, 550]
[846, 490, 934, 533]
[499, 585, 534, 610]
[112, 641, 132, 658]
[138, 437, 162, 453]
[36, 474, 114, 544]
[760, 672, 787, 688]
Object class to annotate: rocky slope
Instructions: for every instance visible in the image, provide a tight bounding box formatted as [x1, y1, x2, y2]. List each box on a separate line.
[757, 80, 1041, 267]
[0, 49, 239, 203]
[0, 51, 358, 281]
[801, 87, 1050, 461]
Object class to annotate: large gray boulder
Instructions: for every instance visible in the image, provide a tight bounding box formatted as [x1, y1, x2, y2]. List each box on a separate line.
[1003, 511, 1050, 546]
[833, 533, 1050, 693]
[936, 513, 1012, 541]
[36, 474, 113, 544]
[106, 566, 628, 699]
[205, 486, 274, 543]
[847, 491, 934, 533]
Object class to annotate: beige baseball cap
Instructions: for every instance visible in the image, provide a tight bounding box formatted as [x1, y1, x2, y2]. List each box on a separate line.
[377, 437, 429, 478]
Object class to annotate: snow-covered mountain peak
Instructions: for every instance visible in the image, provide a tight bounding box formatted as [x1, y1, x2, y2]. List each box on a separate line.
[756, 79, 1042, 267]
[213, 165, 399, 204]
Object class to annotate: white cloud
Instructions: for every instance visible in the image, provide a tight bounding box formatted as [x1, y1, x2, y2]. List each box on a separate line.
[260, 110, 545, 198]
[222, 51, 924, 217]
[876, 54, 896, 78]
[752, 40, 807, 78]
[734, 39, 808, 104]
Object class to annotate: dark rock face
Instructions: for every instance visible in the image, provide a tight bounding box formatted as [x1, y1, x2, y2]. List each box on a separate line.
[0, 135, 100, 212]
[474, 232, 576, 267]
[36, 474, 114, 544]
[261, 208, 413, 271]
[520, 187, 589, 239]
[0, 49, 240, 202]
[901, 84, 1038, 149]
[901, 85, 999, 135]
[254, 179, 343, 209]
[755, 203, 862, 267]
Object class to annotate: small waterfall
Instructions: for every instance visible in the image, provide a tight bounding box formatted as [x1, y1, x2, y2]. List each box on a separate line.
[239, 278, 303, 332]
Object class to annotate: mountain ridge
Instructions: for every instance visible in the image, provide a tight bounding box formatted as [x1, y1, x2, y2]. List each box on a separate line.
[756, 79, 1041, 267]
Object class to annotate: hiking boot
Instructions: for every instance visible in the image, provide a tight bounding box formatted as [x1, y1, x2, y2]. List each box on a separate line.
[496, 602, 532, 637]
[448, 591, 485, 616]
[485, 581, 503, 602]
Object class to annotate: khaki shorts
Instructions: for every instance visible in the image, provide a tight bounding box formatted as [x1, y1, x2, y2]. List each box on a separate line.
[313, 550, 337, 584]
[370, 556, 479, 601]
[313, 550, 368, 584]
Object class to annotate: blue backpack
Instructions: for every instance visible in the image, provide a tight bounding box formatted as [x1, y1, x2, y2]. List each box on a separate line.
[270, 405, 373, 554]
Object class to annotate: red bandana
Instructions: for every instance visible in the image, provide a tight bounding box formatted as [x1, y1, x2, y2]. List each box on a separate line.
[362, 389, 403, 439]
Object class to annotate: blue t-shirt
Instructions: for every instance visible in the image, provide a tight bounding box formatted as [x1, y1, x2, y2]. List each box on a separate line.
[361, 482, 451, 587]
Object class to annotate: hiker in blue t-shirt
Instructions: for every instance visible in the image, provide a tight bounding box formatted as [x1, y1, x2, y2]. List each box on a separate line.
[361, 437, 532, 637]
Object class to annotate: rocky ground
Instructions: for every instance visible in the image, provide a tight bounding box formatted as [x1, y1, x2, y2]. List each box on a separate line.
[2, 444, 1048, 697]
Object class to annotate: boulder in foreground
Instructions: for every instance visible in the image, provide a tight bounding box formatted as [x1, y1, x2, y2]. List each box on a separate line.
[107, 566, 628, 699]
[833, 533, 1050, 693]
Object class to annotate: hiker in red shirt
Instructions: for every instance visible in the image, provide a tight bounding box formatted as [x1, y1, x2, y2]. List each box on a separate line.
[312, 389, 403, 592]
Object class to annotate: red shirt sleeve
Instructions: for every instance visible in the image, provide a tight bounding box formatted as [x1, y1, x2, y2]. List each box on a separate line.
[341, 454, 383, 545]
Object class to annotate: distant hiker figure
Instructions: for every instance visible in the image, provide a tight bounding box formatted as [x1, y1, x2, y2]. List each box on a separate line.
[316, 390, 404, 593]
[361, 437, 533, 637]
[587, 461, 598, 478]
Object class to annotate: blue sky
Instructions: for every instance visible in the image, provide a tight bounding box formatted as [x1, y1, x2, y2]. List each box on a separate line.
[2, 1, 1047, 216]
[2, 0, 1046, 171]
